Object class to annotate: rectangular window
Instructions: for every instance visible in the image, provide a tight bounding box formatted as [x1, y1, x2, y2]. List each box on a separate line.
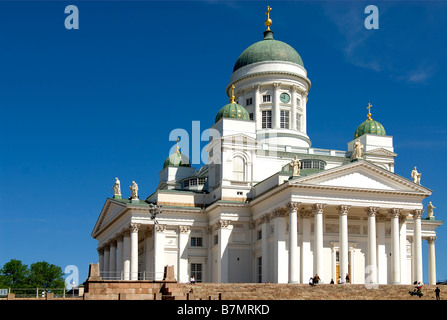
[190, 237, 203, 247]
[262, 95, 271, 102]
[257, 257, 262, 283]
[249, 113, 254, 121]
[257, 229, 262, 240]
[214, 234, 219, 245]
[246, 98, 253, 106]
[280, 110, 290, 129]
[297, 98, 301, 106]
[296, 113, 301, 131]
[191, 263, 203, 283]
[261, 110, 272, 129]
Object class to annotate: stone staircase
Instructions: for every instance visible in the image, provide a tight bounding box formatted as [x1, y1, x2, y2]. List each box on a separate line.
[164, 283, 445, 300]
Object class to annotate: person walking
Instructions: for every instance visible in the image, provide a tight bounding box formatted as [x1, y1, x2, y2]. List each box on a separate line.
[435, 287, 440, 300]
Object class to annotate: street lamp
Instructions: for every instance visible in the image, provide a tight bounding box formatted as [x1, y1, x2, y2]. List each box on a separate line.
[147, 202, 162, 224]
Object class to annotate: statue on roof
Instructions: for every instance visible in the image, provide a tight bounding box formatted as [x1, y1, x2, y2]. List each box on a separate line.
[111, 177, 121, 197]
[411, 166, 421, 185]
[352, 139, 364, 160]
[427, 201, 436, 219]
[291, 156, 301, 177]
[130, 181, 139, 200]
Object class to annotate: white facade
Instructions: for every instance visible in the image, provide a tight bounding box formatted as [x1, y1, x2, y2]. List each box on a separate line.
[91, 19, 442, 285]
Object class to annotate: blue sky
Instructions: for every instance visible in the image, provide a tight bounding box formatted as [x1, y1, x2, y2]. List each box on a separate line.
[0, 1, 446, 284]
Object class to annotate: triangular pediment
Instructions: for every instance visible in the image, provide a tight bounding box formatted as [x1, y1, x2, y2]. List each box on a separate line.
[291, 160, 432, 195]
[364, 147, 397, 157]
[91, 198, 128, 237]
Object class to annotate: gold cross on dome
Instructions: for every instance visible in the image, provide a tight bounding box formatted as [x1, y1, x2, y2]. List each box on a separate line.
[265, 6, 272, 18]
[229, 84, 236, 103]
[265, 6, 272, 31]
[366, 102, 373, 120]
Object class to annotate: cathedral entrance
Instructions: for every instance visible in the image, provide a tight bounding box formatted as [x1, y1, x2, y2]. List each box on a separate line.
[335, 251, 351, 283]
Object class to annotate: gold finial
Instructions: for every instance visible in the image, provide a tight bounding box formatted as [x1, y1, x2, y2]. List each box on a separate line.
[176, 136, 180, 153]
[229, 84, 236, 103]
[265, 6, 272, 31]
[366, 102, 373, 120]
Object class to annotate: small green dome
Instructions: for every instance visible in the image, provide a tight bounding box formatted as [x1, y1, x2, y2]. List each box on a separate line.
[233, 30, 304, 72]
[354, 119, 386, 139]
[215, 102, 250, 123]
[163, 151, 190, 169]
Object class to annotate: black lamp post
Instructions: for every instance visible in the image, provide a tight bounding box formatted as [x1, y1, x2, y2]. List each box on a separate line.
[147, 202, 162, 224]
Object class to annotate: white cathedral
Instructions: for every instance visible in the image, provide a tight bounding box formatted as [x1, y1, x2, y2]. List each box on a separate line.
[92, 7, 442, 286]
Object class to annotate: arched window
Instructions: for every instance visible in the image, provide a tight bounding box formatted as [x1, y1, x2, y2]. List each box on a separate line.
[233, 156, 245, 181]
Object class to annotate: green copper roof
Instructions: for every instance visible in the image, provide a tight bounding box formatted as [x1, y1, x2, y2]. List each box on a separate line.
[215, 102, 250, 123]
[354, 119, 386, 139]
[163, 151, 190, 169]
[233, 30, 304, 72]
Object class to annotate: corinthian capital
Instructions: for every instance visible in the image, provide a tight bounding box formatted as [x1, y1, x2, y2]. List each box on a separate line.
[339, 205, 350, 216]
[287, 201, 301, 212]
[219, 219, 231, 229]
[412, 209, 423, 219]
[366, 206, 378, 217]
[388, 208, 402, 218]
[130, 223, 140, 233]
[313, 203, 326, 214]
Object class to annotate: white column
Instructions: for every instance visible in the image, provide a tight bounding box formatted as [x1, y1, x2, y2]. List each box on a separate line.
[178, 226, 190, 283]
[103, 245, 110, 280]
[218, 219, 232, 283]
[339, 205, 350, 282]
[273, 83, 280, 129]
[123, 230, 131, 280]
[314, 203, 325, 282]
[97, 248, 104, 277]
[376, 214, 387, 284]
[116, 234, 123, 279]
[300, 212, 312, 283]
[273, 209, 288, 283]
[331, 245, 337, 283]
[390, 208, 402, 284]
[154, 224, 166, 281]
[366, 207, 378, 284]
[428, 237, 437, 285]
[109, 240, 117, 280]
[254, 85, 260, 130]
[302, 92, 308, 134]
[400, 214, 408, 284]
[291, 86, 298, 130]
[144, 229, 152, 279]
[261, 214, 270, 283]
[288, 202, 300, 283]
[130, 223, 140, 280]
[413, 210, 423, 284]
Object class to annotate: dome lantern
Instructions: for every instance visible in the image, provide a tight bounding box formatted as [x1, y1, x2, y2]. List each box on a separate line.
[354, 103, 386, 139]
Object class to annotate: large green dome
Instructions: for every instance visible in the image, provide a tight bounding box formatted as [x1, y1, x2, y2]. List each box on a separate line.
[233, 30, 304, 72]
[215, 102, 250, 123]
[163, 151, 190, 169]
[354, 119, 386, 139]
